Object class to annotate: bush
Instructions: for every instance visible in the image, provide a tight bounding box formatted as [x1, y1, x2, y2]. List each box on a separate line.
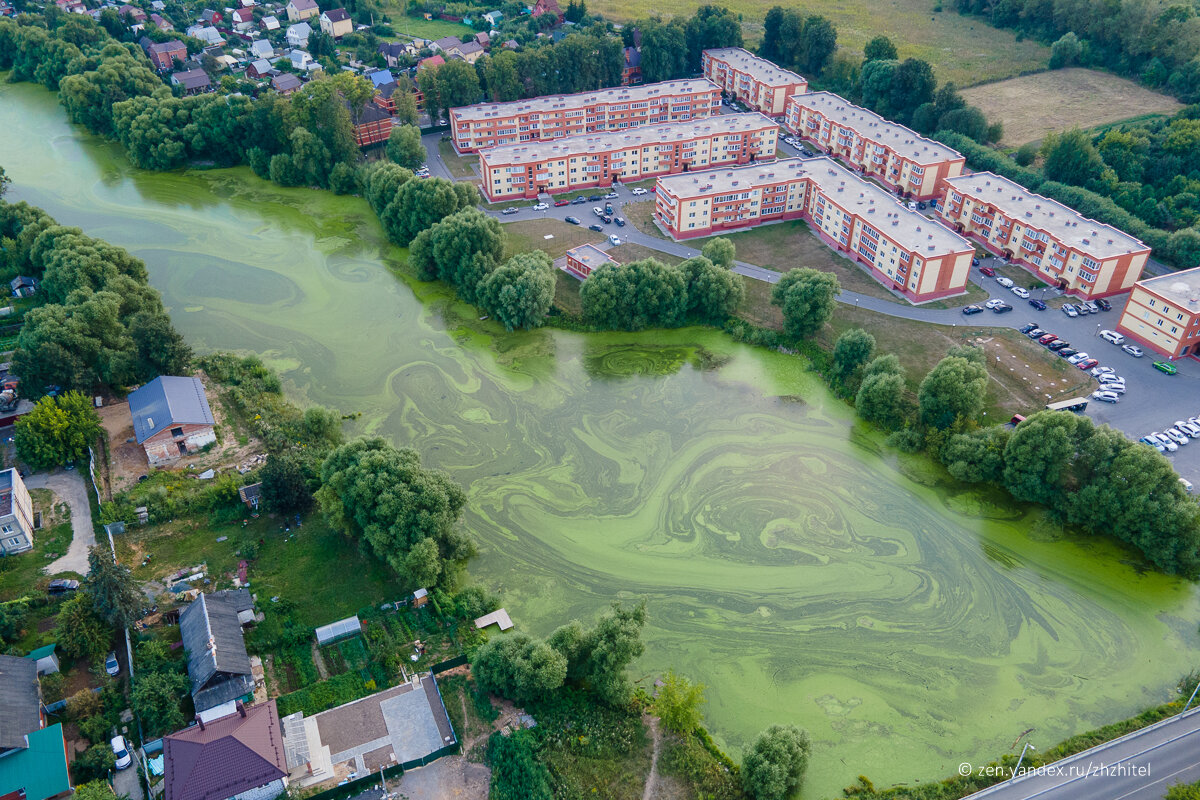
[275, 671, 377, 717]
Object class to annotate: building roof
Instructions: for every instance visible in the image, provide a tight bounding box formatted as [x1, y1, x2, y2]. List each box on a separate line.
[479, 111, 775, 166]
[703, 47, 808, 89]
[287, 20, 311, 35]
[660, 157, 971, 255]
[790, 92, 962, 166]
[378, 41, 405, 57]
[288, 0, 317, 9]
[623, 46, 640, 69]
[0, 724, 71, 800]
[353, 102, 391, 125]
[262, 15, 278, 28]
[0, 654, 40, 752]
[418, 54, 444, 69]
[164, 702, 287, 800]
[149, 13, 172, 28]
[272, 73, 302, 91]
[368, 69, 395, 87]
[145, 38, 186, 55]
[451, 78, 716, 122]
[9, 276, 36, 289]
[377, 80, 401, 98]
[172, 67, 211, 90]
[250, 38, 273, 56]
[945, 172, 1149, 260]
[567, 243, 618, 272]
[433, 35, 463, 50]
[1137, 266, 1200, 310]
[248, 58, 272, 73]
[533, 0, 561, 17]
[238, 483, 262, 502]
[128, 376, 215, 444]
[321, 8, 348, 21]
[24, 644, 56, 662]
[456, 40, 483, 56]
[179, 590, 254, 711]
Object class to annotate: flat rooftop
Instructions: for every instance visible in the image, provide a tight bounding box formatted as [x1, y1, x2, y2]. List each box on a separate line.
[945, 172, 1148, 259]
[660, 157, 971, 255]
[479, 112, 776, 164]
[790, 91, 962, 165]
[1139, 266, 1200, 310]
[451, 78, 718, 123]
[703, 47, 809, 89]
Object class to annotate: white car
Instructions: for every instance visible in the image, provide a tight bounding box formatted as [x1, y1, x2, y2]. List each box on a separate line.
[1175, 421, 1200, 438]
[1152, 432, 1179, 452]
[1067, 353, 1090, 364]
[985, 298, 1007, 309]
[1122, 344, 1144, 357]
[1089, 365, 1114, 378]
[1011, 286, 1030, 299]
[1091, 390, 1120, 403]
[630, 187, 648, 196]
[532, 202, 548, 211]
[1062, 303, 1079, 317]
[592, 207, 604, 217]
[604, 192, 618, 199]
[111, 736, 132, 770]
[995, 276, 1014, 288]
[1097, 383, 1125, 395]
[1165, 428, 1190, 446]
[609, 234, 621, 246]
[1099, 329, 1124, 345]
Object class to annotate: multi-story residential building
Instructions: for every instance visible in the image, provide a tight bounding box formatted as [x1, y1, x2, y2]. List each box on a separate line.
[0, 468, 34, 556]
[784, 92, 964, 200]
[1116, 267, 1200, 359]
[654, 157, 974, 303]
[939, 173, 1150, 299]
[700, 47, 808, 117]
[448, 79, 720, 154]
[478, 112, 777, 201]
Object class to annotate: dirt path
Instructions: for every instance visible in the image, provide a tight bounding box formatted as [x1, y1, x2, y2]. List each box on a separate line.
[643, 715, 662, 800]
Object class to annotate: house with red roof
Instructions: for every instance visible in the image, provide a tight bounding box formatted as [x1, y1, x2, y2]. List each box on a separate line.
[164, 701, 287, 800]
[532, 0, 563, 23]
[417, 53, 444, 70]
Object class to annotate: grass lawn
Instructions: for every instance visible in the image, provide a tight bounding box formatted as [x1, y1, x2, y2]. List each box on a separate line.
[437, 139, 478, 179]
[621, 201, 667, 241]
[921, 281, 989, 309]
[0, 490, 76, 602]
[115, 515, 403, 628]
[588, 0, 1048, 87]
[381, 13, 474, 41]
[553, 271, 584, 316]
[608, 242, 682, 265]
[961, 68, 1182, 146]
[502, 218, 606, 260]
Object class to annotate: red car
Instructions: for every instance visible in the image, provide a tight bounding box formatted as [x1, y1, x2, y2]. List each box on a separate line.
[1076, 358, 1099, 370]
[1038, 333, 1058, 344]
[979, 266, 996, 277]
[554, 199, 570, 207]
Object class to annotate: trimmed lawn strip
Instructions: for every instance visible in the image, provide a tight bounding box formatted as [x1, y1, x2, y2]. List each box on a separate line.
[502, 218, 607, 260]
[437, 138, 477, 179]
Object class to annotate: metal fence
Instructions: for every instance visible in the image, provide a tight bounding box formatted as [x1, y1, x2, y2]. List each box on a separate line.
[430, 654, 468, 674]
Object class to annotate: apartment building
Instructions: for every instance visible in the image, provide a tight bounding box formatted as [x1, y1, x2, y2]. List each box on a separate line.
[700, 47, 808, 117]
[654, 157, 973, 303]
[784, 92, 964, 200]
[479, 112, 778, 201]
[939, 173, 1150, 299]
[449, 79, 720, 154]
[1117, 267, 1200, 359]
[0, 468, 34, 556]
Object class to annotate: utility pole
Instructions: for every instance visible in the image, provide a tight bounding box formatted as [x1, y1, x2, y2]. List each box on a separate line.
[1012, 742, 1036, 780]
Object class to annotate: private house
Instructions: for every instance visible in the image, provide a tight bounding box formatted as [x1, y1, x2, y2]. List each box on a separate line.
[503, 38, 519, 50]
[272, 72, 302, 94]
[532, 0, 563, 23]
[164, 701, 287, 800]
[621, 46, 641, 85]
[430, 35, 463, 53]
[286, 21, 311, 47]
[475, 31, 490, 49]
[1116, 266, 1200, 359]
[482, 9, 502, 25]
[246, 58, 274, 79]
[180, 589, 257, 717]
[0, 655, 72, 800]
[351, 102, 393, 147]
[565, 244, 616, 279]
[24, 644, 59, 677]
[368, 68, 395, 89]
[0, 468, 34, 556]
[148, 12, 172, 29]
[185, 24, 224, 46]
[119, 3, 146, 22]
[249, 37, 274, 58]
[450, 40, 484, 63]
[701, 47, 808, 117]
[171, 67, 212, 94]
[287, 49, 318, 72]
[417, 54, 444, 70]
[261, 14, 279, 29]
[231, 6, 255, 29]
[127, 375, 217, 466]
[285, 0, 318, 21]
[141, 37, 187, 70]
[318, 8, 351, 38]
[373, 80, 402, 114]
[198, 8, 221, 24]
[378, 41, 406, 67]
[9, 275, 37, 298]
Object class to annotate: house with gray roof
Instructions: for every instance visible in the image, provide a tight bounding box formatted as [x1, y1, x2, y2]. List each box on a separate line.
[249, 37, 274, 58]
[171, 67, 212, 94]
[285, 20, 311, 47]
[0, 654, 41, 757]
[127, 375, 216, 465]
[180, 589, 256, 717]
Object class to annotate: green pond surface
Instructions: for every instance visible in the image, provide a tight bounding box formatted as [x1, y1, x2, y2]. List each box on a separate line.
[4, 79, 1199, 797]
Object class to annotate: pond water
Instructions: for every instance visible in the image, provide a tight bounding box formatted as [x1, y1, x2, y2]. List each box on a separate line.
[3, 79, 1198, 797]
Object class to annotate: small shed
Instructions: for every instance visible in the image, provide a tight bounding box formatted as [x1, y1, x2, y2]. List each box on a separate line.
[412, 588, 428, 608]
[474, 609, 513, 631]
[24, 644, 59, 676]
[314, 615, 361, 646]
[238, 483, 262, 510]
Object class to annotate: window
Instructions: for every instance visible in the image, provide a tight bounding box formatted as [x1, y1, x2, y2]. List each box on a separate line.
[171, 427, 184, 437]
[0, 525, 10, 534]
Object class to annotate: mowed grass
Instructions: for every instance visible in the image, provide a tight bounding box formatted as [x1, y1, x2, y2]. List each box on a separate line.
[437, 138, 477, 178]
[379, 13, 474, 41]
[961, 68, 1183, 146]
[502, 218, 606, 260]
[587, 0, 1049, 86]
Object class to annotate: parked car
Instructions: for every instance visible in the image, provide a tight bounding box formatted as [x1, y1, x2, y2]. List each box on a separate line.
[1066, 352, 1089, 363]
[1098, 383, 1126, 395]
[111, 736, 132, 770]
[906, 201, 918, 210]
[972, 257, 981, 267]
[532, 202, 548, 211]
[588, 224, 604, 232]
[105, 651, 119, 676]
[1025, 328, 1045, 338]
[609, 234, 621, 245]
[1099, 329, 1125, 345]
[1076, 358, 1099, 370]
[1081, 300, 1101, 314]
[1011, 286, 1030, 299]
[554, 199, 570, 207]
[1039, 333, 1059, 344]
[962, 305, 984, 315]
[1047, 340, 1070, 351]
[980, 266, 996, 277]
[1153, 360, 1178, 375]
[1122, 344, 1144, 357]
[593, 207, 604, 217]
[1166, 428, 1190, 446]
[614, 217, 626, 227]
[604, 192, 618, 199]
[1095, 298, 1112, 311]
[1061, 303, 1079, 317]
[1140, 435, 1167, 453]
[917, 201, 927, 210]
[991, 302, 1013, 313]
[1029, 299, 1047, 310]
[604, 203, 614, 214]
[1057, 348, 1078, 358]
[1075, 302, 1092, 315]
[1019, 323, 1039, 334]
[996, 276, 1014, 288]
[47, 578, 79, 594]
[601, 215, 612, 224]
[1174, 421, 1200, 438]
[501, 207, 520, 215]
[1152, 432, 1178, 452]
[631, 187, 648, 196]
[571, 196, 586, 205]
[1089, 366, 1115, 378]
[565, 216, 580, 225]
[985, 298, 1008, 310]
[588, 194, 603, 201]
[1091, 390, 1120, 403]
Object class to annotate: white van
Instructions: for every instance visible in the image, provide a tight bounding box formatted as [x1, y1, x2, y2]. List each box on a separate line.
[1099, 330, 1125, 345]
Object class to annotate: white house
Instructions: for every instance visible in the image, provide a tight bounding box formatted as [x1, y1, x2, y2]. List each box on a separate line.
[261, 14, 279, 29]
[0, 469, 34, 556]
[249, 38, 274, 58]
[285, 21, 311, 47]
[482, 10, 502, 25]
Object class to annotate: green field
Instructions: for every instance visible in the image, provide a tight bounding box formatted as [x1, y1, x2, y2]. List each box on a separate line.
[590, 0, 1049, 87]
[381, 13, 474, 41]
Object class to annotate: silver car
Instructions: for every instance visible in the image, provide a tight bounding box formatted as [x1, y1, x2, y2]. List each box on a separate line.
[1165, 428, 1190, 446]
[1122, 344, 1144, 357]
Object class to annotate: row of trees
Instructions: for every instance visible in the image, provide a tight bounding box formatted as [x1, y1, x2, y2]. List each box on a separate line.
[625, 6, 744, 84]
[760, 7, 838, 77]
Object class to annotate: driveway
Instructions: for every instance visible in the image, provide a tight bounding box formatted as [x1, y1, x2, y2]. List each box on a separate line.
[113, 760, 145, 800]
[25, 469, 96, 575]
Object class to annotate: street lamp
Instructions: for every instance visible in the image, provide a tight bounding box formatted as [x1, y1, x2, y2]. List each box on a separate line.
[1012, 742, 1036, 780]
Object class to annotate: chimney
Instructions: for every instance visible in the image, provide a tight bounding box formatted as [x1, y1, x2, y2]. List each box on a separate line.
[237, 700, 246, 718]
[195, 715, 205, 731]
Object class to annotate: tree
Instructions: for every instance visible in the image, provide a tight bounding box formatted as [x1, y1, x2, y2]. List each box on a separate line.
[478, 251, 556, 330]
[66, 688, 103, 721]
[653, 670, 706, 734]
[1041, 129, 1106, 186]
[741, 725, 812, 800]
[0, 165, 9, 198]
[72, 745, 117, 784]
[681, 256, 744, 323]
[73, 783, 118, 800]
[863, 36, 897, 62]
[55, 594, 111, 663]
[85, 546, 142, 630]
[547, 600, 646, 706]
[394, 89, 419, 127]
[832, 328, 875, 384]
[472, 632, 567, 703]
[941, 427, 1010, 483]
[564, 0, 588, 23]
[133, 669, 190, 736]
[433, 59, 481, 109]
[917, 353, 988, 431]
[386, 124, 426, 170]
[1165, 229, 1200, 267]
[770, 268, 840, 340]
[15, 392, 102, 470]
[760, 6, 786, 62]
[581, 258, 688, 330]
[889, 58, 936, 124]
[799, 15, 837, 76]
[638, 19, 688, 82]
[855, 355, 909, 430]
[1050, 32, 1082, 69]
[315, 438, 473, 588]
[261, 450, 319, 513]
[1014, 142, 1039, 166]
[701, 236, 736, 269]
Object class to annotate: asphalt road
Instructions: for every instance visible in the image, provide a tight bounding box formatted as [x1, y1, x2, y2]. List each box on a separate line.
[963, 706, 1200, 800]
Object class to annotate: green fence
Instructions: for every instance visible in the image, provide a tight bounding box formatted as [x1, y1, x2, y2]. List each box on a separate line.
[302, 742, 462, 800]
[431, 654, 468, 674]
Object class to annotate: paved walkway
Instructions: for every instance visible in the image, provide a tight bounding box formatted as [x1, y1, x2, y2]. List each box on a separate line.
[25, 469, 95, 576]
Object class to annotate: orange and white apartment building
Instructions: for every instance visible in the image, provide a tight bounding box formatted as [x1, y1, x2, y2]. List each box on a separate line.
[654, 157, 974, 303]
[938, 173, 1150, 299]
[479, 112, 778, 201]
[448, 79, 720, 153]
[783, 92, 964, 200]
[1116, 267, 1200, 359]
[700, 47, 808, 117]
